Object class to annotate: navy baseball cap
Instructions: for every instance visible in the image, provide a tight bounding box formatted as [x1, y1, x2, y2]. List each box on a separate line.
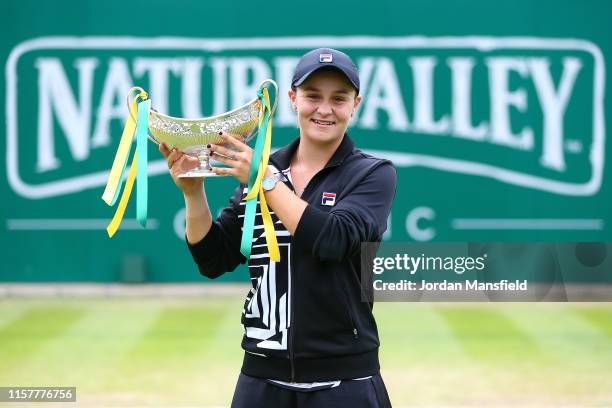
[291, 48, 360, 94]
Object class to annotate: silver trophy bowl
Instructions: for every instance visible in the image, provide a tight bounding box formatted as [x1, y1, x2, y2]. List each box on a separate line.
[128, 79, 278, 177]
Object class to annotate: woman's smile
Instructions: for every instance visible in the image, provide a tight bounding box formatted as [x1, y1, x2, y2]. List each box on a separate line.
[311, 118, 336, 128]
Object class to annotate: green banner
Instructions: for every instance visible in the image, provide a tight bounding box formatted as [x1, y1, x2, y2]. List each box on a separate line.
[1, 0, 610, 281]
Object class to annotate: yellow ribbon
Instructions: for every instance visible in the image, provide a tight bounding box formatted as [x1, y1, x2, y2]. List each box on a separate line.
[244, 88, 280, 262]
[259, 185, 280, 262]
[102, 89, 147, 237]
[106, 153, 138, 237]
[101, 99, 138, 206]
[244, 89, 272, 201]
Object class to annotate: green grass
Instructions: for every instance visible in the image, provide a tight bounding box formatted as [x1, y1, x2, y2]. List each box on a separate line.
[0, 299, 611, 407]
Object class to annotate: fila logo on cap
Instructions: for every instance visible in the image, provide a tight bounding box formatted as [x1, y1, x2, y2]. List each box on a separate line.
[321, 192, 336, 206]
[319, 53, 333, 63]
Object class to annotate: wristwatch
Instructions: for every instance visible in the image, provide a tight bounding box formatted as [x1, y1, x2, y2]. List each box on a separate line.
[262, 172, 287, 191]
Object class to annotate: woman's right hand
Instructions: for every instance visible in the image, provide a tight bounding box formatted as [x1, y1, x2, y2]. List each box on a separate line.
[159, 143, 204, 196]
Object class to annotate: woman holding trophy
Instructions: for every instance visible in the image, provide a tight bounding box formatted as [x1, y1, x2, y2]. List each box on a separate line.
[161, 48, 396, 408]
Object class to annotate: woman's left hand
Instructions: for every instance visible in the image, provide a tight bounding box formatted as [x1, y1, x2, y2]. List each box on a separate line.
[209, 132, 253, 185]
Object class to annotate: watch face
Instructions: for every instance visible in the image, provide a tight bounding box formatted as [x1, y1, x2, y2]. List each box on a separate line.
[262, 178, 275, 191]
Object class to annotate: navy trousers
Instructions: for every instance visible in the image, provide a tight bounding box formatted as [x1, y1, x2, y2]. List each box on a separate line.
[230, 372, 393, 408]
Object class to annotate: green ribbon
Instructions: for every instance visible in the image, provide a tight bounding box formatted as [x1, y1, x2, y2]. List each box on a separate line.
[136, 99, 151, 228]
[240, 87, 273, 259]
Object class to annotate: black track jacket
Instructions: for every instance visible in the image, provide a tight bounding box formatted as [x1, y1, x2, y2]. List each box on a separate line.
[186, 134, 397, 382]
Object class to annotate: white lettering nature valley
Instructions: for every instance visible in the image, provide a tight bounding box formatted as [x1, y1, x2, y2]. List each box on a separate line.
[6, 37, 604, 198]
[35, 55, 582, 173]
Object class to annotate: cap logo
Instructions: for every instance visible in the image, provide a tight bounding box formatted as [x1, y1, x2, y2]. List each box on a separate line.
[319, 53, 333, 63]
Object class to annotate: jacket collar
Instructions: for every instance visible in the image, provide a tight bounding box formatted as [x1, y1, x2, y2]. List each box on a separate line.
[270, 133, 354, 171]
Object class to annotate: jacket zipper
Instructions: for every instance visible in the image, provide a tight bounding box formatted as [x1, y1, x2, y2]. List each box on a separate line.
[270, 159, 344, 382]
[287, 166, 328, 381]
[289, 251, 296, 381]
[274, 160, 296, 382]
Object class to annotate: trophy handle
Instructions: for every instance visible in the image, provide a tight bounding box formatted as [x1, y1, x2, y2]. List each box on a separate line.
[126, 86, 149, 125]
[258, 79, 279, 114]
